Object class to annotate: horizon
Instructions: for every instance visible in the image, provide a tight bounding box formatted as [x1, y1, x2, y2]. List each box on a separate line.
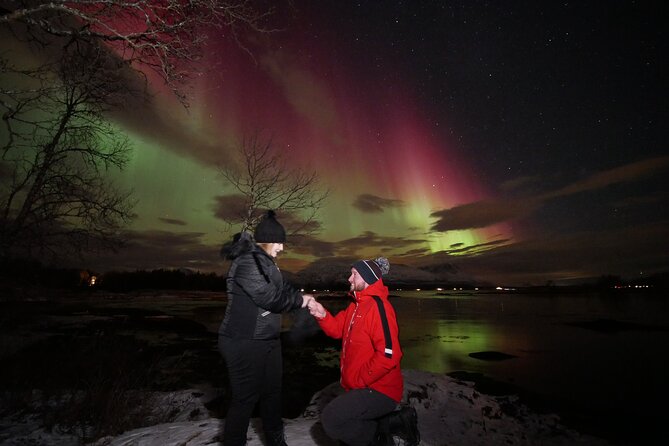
[9, 257, 668, 291]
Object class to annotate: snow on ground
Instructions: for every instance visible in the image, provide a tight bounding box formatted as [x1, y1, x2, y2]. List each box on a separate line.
[1, 370, 610, 446]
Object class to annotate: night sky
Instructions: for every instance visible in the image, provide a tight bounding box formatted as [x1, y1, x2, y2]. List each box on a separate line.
[36, 1, 668, 285]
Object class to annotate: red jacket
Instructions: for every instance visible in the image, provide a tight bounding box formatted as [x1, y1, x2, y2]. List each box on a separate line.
[318, 280, 403, 402]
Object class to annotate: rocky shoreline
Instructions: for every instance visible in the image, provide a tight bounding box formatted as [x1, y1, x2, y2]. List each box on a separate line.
[1, 370, 611, 446]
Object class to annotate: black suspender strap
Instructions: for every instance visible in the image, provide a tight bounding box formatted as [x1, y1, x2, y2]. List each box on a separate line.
[372, 295, 393, 358]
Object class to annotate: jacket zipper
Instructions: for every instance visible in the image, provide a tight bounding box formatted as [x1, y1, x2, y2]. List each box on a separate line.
[341, 300, 358, 377]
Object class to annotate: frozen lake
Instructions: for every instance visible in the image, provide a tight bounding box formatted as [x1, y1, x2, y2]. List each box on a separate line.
[387, 289, 669, 443]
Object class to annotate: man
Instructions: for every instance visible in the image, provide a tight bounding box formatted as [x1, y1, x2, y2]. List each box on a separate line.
[308, 257, 405, 446]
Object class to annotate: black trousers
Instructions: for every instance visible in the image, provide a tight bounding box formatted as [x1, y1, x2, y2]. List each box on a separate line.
[219, 336, 284, 446]
[321, 388, 397, 446]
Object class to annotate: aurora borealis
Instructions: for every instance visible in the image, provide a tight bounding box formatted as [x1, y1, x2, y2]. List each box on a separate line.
[3, 1, 667, 285]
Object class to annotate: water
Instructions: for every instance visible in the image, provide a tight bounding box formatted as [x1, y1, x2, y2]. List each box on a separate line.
[389, 290, 669, 443]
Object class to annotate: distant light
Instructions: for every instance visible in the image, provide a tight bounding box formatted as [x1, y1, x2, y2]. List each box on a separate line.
[496, 286, 503, 290]
[475, 287, 479, 291]
[416, 288, 421, 291]
[436, 287, 443, 291]
[300, 289, 305, 292]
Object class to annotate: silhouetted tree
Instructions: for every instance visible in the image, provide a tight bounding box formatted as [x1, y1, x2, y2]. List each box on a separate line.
[1, 1, 272, 261]
[1, 43, 135, 259]
[0, 0, 272, 103]
[217, 132, 328, 235]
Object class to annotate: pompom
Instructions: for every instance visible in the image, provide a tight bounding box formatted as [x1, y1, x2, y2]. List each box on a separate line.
[375, 257, 390, 275]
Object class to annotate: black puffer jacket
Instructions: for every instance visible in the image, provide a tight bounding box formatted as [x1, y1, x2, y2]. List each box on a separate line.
[219, 232, 303, 340]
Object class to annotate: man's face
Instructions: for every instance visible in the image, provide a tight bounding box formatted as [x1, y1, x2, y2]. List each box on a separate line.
[348, 268, 368, 292]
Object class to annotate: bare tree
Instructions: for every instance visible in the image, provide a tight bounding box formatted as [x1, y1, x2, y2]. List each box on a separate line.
[0, 0, 274, 261]
[0, 0, 273, 104]
[217, 132, 328, 237]
[0, 42, 136, 259]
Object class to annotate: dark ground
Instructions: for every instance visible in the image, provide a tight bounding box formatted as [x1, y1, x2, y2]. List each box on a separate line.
[0, 292, 344, 442]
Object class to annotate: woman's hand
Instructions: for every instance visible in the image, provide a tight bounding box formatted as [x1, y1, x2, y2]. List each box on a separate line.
[301, 294, 315, 308]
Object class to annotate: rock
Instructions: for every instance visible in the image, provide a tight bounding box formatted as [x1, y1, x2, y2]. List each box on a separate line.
[468, 351, 518, 361]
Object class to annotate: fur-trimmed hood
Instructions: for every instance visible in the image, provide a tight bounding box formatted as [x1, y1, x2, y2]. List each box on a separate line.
[220, 231, 255, 260]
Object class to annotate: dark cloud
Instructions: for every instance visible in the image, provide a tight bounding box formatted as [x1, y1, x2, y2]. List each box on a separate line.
[289, 233, 337, 257]
[431, 156, 669, 232]
[295, 256, 459, 288]
[212, 194, 251, 224]
[258, 226, 432, 261]
[397, 247, 431, 257]
[82, 229, 222, 273]
[547, 156, 669, 199]
[613, 191, 669, 209]
[275, 210, 323, 236]
[212, 198, 323, 237]
[159, 217, 187, 226]
[420, 221, 669, 285]
[335, 231, 425, 256]
[112, 105, 231, 167]
[104, 68, 236, 169]
[296, 256, 357, 285]
[431, 198, 540, 232]
[352, 194, 405, 213]
[81, 218, 669, 288]
[443, 238, 511, 255]
[286, 230, 426, 259]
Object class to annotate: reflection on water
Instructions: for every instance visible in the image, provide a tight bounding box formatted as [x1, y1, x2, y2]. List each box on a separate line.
[390, 290, 669, 442]
[401, 319, 493, 373]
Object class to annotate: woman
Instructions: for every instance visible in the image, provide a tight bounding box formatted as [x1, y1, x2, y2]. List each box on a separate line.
[218, 210, 313, 446]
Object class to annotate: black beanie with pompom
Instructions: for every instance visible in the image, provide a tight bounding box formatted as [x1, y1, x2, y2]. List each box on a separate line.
[352, 257, 390, 285]
[254, 210, 286, 243]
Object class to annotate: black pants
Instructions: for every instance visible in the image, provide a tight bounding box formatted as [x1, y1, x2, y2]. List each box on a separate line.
[321, 388, 397, 446]
[219, 336, 284, 446]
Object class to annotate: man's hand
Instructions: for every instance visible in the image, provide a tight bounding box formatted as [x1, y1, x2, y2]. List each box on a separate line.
[308, 299, 326, 319]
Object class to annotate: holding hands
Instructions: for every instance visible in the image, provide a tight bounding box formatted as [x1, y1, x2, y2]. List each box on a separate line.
[307, 298, 326, 319]
[302, 294, 315, 308]
[301, 294, 326, 318]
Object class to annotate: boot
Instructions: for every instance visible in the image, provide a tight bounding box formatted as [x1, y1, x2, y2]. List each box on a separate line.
[265, 428, 288, 446]
[371, 429, 394, 446]
[376, 405, 420, 446]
